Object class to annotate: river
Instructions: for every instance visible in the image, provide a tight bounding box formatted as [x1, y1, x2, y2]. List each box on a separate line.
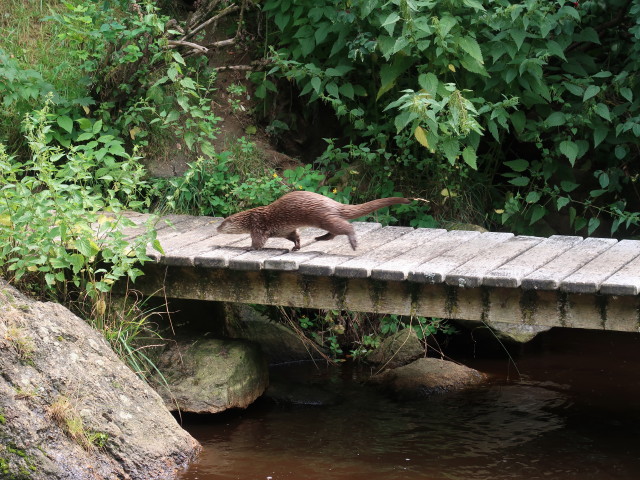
[177, 328, 640, 480]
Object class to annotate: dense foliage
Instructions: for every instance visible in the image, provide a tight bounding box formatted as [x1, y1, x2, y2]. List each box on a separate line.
[259, 0, 640, 235]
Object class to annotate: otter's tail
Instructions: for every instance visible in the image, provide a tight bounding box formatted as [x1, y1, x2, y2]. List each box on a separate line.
[340, 197, 411, 220]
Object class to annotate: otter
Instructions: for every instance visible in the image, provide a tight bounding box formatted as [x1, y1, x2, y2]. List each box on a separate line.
[217, 190, 411, 251]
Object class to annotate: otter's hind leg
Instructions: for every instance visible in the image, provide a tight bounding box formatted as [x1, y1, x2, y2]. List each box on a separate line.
[285, 230, 301, 251]
[316, 220, 357, 250]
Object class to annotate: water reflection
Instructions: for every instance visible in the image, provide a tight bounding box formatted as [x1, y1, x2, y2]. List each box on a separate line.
[179, 329, 640, 480]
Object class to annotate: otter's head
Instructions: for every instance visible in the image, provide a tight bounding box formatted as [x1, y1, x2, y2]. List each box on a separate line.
[217, 213, 250, 234]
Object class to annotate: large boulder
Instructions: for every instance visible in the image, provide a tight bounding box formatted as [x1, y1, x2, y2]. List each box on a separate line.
[0, 280, 200, 480]
[371, 357, 484, 398]
[367, 328, 424, 369]
[154, 337, 269, 413]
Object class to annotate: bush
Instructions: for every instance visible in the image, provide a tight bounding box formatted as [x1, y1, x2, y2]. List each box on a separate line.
[0, 100, 160, 300]
[259, 0, 640, 235]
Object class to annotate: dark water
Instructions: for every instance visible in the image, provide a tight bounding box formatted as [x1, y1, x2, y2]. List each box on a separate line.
[177, 329, 640, 480]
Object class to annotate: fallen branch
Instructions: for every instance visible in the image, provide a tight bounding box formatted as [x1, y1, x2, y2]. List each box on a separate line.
[167, 40, 208, 54]
[211, 64, 254, 72]
[182, 4, 240, 42]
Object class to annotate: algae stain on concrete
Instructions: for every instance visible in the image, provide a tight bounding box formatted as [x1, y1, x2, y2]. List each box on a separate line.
[557, 291, 569, 327]
[408, 282, 421, 317]
[229, 270, 251, 303]
[444, 285, 459, 318]
[262, 270, 280, 305]
[520, 290, 539, 324]
[595, 295, 608, 329]
[298, 275, 314, 308]
[330, 277, 348, 311]
[369, 279, 387, 314]
[480, 287, 491, 323]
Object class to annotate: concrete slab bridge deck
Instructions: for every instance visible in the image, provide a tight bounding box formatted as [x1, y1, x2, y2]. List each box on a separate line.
[113, 212, 640, 334]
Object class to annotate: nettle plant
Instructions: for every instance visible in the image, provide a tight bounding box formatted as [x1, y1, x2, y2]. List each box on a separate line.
[0, 103, 160, 299]
[259, 0, 640, 235]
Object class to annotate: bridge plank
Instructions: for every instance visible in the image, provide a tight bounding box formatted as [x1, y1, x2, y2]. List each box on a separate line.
[600, 252, 640, 296]
[560, 239, 640, 293]
[520, 237, 618, 290]
[409, 232, 514, 283]
[371, 229, 477, 281]
[297, 223, 386, 275]
[334, 227, 438, 278]
[161, 230, 249, 266]
[148, 217, 223, 261]
[482, 235, 583, 288]
[445, 235, 543, 288]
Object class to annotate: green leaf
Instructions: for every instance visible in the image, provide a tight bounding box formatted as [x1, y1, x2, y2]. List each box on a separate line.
[546, 111, 566, 127]
[620, 87, 633, 102]
[171, 51, 186, 65]
[510, 110, 526, 134]
[56, 115, 73, 134]
[526, 191, 541, 203]
[339, 83, 355, 100]
[593, 125, 609, 147]
[381, 12, 401, 35]
[458, 36, 484, 64]
[556, 196, 570, 210]
[75, 237, 99, 257]
[314, 22, 331, 45]
[504, 158, 529, 172]
[418, 73, 438, 94]
[546, 40, 566, 61]
[310, 77, 322, 94]
[462, 0, 485, 10]
[559, 140, 579, 165]
[564, 82, 583, 97]
[594, 103, 611, 122]
[575, 26, 600, 44]
[583, 85, 600, 102]
[509, 28, 526, 51]
[529, 204, 546, 225]
[274, 12, 289, 31]
[509, 176, 530, 187]
[615, 144, 627, 160]
[441, 138, 460, 165]
[461, 146, 477, 169]
[587, 217, 600, 236]
[152, 239, 165, 255]
[325, 82, 339, 98]
[69, 253, 85, 273]
[561, 180, 579, 192]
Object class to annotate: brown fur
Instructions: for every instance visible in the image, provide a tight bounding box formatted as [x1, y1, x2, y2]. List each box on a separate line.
[217, 190, 411, 250]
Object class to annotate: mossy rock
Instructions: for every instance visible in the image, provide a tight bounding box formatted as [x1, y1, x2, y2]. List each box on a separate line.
[155, 337, 268, 413]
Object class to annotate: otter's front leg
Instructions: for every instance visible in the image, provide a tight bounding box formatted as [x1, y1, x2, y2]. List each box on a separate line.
[285, 230, 301, 251]
[250, 231, 269, 250]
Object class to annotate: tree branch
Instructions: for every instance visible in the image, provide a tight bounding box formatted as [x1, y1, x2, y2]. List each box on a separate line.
[167, 40, 209, 54]
[182, 4, 240, 42]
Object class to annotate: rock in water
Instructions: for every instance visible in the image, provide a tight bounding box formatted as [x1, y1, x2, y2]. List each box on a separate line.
[371, 357, 484, 398]
[154, 337, 269, 413]
[367, 328, 425, 368]
[0, 280, 199, 480]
